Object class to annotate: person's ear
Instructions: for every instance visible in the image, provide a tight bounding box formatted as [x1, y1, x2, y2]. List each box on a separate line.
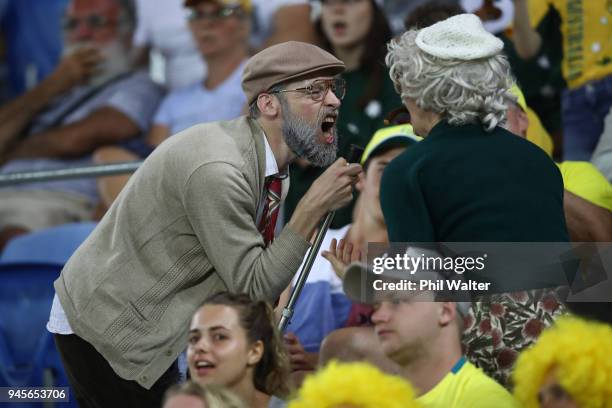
[247, 340, 264, 366]
[355, 170, 366, 192]
[518, 110, 530, 138]
[438, 302, 456, 327]
[257, 94, 281, 118]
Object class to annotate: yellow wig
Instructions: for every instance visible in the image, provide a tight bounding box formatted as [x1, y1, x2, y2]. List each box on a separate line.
[513, 316, 612, 408]
[287, 361, 420, 408]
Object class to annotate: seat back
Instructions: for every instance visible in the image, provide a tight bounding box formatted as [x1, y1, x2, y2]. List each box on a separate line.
[0, 263, 63, 387]
[0, 222, 96, 265]
[0, 223, 95, 407]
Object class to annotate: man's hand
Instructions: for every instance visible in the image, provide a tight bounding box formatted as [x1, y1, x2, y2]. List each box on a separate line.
[322, 238, 362, 279]
[0, 47, 103, 156]
[305, 158, 362, 212]
[50, 47, 103, 94]
[284, 332, 318, 372]
[288, 158, 362, 240]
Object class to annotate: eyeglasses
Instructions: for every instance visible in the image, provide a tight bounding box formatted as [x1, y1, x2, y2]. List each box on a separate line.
[384, 105, 411, 126]
[269, 78, 346, 102]
[62, 15, 118, 31]
[187, 6, 244, 23]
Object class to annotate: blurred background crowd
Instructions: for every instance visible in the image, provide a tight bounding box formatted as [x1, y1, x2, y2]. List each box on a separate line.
[0, 0, 610, 242]
[0, 0, 611, 407]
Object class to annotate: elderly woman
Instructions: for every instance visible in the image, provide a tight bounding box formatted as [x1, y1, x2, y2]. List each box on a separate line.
[380, 14, 569, 243]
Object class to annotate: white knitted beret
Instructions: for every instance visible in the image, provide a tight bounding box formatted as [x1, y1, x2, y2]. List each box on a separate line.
[415, 13, 504, 60]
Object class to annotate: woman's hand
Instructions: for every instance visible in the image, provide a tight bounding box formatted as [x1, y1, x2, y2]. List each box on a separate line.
[284, 332, 318, 372]
[322, 238, 361, 279]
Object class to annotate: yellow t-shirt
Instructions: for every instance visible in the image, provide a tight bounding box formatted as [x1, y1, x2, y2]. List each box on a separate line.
[557, 161, 612, 211]
[547, 0, 612, 88]
[528, 0, 553, 26]
[417, 358, 518, 408]
[526, 106, 554, 157]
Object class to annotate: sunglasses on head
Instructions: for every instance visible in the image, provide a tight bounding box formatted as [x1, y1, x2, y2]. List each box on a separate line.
[187, 6, 244, 22]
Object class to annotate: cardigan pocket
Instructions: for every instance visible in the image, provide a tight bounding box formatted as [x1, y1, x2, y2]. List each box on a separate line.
[103, 245, 210, 365]
[104, 301, 157, 365]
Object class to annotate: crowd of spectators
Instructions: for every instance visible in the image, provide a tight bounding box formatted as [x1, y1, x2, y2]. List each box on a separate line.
[0, 0, 611, 407]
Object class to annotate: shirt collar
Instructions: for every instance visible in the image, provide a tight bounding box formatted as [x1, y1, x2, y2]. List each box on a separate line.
[262, 132, 280, 178]
[450, 356, 467, 374]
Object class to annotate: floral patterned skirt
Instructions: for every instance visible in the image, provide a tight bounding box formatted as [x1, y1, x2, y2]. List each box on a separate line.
[462, 289, 567, 387]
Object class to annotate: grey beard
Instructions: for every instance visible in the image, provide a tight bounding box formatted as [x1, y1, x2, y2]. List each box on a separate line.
[64, 40, 131, 88]
[280, 102, 338, 167]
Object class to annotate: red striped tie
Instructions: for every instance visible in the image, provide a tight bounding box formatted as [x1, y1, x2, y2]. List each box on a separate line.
[258, 176, 282, 246]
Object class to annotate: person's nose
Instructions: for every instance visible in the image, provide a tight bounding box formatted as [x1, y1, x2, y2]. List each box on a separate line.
[328, 0, 347, 13]
[371, 304, 390, 324]
[198, 17, 215, 29]
[192, 336, 211, 354]
[73, 19, 94, 42]
[324, 87, 341, 109]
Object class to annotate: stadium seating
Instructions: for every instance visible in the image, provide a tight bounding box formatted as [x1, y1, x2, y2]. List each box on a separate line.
[0, 222, 95, 407]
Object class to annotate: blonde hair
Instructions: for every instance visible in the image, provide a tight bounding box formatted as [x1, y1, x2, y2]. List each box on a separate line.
[386, 29, 513, 132]
[288, 361, 420, 408]
[163, 381, 246, 408]
[513, 316, 612, 408]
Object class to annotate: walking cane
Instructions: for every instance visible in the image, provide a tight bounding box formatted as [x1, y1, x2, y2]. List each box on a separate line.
[278, 145, 364, 332]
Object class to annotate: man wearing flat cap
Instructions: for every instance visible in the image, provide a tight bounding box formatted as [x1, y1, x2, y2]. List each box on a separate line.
[49, 41, 361, 406]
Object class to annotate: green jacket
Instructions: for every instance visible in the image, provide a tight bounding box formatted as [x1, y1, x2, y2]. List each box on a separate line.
[381, 120, 569, 243]
[55, 116, 310, 388]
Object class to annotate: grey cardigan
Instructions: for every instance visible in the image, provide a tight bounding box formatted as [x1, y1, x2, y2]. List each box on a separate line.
[55, 116, 310, 388]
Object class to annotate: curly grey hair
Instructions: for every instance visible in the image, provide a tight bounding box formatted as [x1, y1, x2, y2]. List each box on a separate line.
[386, 29, 514, 132]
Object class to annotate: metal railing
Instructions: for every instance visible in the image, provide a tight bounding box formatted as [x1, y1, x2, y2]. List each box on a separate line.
[0, 161, 143, 187]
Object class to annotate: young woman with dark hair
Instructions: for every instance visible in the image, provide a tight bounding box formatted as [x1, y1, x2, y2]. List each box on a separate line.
[187, 292, 290, 408]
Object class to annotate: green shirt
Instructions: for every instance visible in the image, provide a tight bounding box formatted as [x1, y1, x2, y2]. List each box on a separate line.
[380, 120, 569, 243]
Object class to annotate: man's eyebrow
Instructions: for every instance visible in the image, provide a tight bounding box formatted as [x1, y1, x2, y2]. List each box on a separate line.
[207, 325, 228, 331]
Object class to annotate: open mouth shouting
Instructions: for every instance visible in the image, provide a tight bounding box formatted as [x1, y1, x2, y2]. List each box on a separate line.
[332, 20, 347, 36]
[321, 114, 337, 144]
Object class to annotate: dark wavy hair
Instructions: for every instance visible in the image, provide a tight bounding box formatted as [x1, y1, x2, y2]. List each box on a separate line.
[403, 1, 464, 30]
[315, 0, 392, 110]
[203, 292, 290, 398]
